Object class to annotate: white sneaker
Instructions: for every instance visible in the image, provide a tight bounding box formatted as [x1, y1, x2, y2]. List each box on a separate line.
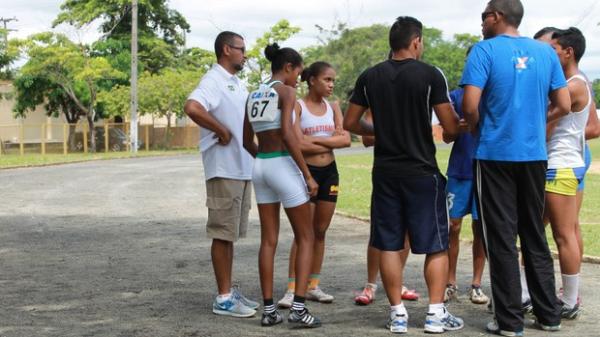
[306, 287, 334, 303]
[212, 295, 256, 318]
[231, 285, 259, 309]
[386, 312, 408, 334]
[277, 290, 294, 308]
[443, 284, 458, 302]
[468, 285, 489, 304]
[424, 308, 464, 333]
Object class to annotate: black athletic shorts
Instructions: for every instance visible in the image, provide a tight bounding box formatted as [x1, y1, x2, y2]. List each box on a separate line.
[370, 171, 449, 253]
[308, 161, 339, 203]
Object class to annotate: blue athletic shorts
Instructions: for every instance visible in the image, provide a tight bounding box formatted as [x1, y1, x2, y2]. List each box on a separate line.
[446, 177, 479, 220]
[370, 171, 449, 254]
[577, 144, 592, 191]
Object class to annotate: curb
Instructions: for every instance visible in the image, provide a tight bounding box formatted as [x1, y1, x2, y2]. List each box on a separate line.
[0, 151, 197, 171]
[335, 211, 600, 265]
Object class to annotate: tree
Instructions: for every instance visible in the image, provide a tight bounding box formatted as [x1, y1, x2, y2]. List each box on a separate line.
[15, 32, 125, 152]
[99, 68, 204, 147]
[421, 29, 480, 90]
[53, 0, 190, 75]
[245, 20, 301, 88]
[302, 24, 479, 105]
[0, 28, 20, 80]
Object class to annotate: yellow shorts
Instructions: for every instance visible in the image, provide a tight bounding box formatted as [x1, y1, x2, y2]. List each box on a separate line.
[545, 168, 585, 196]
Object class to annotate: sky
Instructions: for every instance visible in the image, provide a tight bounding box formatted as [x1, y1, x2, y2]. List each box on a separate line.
[2, 0, 600, 79]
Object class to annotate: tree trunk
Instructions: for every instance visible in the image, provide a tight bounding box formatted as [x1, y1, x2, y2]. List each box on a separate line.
[68, 124, 77, 150]
[87, 115, 96, 153]
[164, 112, 172, 148]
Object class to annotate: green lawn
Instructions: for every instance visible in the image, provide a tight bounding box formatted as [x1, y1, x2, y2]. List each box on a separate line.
[336, 140, 600, 257]
[0, 149, 198, 169]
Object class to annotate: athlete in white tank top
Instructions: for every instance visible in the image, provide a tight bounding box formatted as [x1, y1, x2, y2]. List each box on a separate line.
[547, 74, 591, 170]
[297, 98, 336, 138]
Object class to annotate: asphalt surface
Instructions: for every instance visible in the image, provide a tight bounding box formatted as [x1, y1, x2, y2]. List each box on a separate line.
[0, 154, 598, 337]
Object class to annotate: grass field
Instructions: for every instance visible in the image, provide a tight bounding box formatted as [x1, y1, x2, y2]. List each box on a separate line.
[336, 139, 600, 257]
[0, 149, 198, 169]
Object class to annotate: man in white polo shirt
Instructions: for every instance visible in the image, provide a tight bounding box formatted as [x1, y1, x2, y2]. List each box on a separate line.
[184, 31, 256, 318]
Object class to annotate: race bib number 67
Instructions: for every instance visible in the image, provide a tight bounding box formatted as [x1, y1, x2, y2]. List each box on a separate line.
[247, 90, 279, 122]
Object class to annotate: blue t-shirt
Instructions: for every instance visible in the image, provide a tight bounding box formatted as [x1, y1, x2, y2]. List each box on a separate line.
[447, 89, 476, 179]
[460, 35, 567, 161]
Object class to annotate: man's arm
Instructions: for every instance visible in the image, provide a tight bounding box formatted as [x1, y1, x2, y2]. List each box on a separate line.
[184, 100, 231, 145]
[547, 87, 571, 123]
[434, 102, 460, 142]
[242, 104, 257, 157]
[462, 85, 482, 129]
[343, 103, 372, 136]
[585, 98, 600, 140]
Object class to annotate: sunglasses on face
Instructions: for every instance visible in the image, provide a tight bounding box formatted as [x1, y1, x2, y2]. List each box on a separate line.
[481, 11, 495, 22]
[227, 44, 246, 54]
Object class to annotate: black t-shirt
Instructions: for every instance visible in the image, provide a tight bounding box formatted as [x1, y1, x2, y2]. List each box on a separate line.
[350, 59, 450, 176]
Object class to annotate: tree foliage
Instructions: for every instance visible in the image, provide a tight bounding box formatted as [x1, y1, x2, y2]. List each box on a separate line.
[245, 20, 301, 89]
[53, 0, 190, 75]
[0, 29, 20, 80]
[15, 32, 125, 151]
[303, 24, 480, 103]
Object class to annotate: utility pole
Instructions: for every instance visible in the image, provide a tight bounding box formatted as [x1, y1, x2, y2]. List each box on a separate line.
[130, 1, 139, 153]
[0, 17, 17, 74]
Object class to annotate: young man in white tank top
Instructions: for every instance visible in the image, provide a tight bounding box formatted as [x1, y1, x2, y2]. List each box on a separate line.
[544, 27, 590, 320]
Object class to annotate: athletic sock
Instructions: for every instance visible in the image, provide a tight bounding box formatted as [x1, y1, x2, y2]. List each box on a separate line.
[366, 282, 378, 291]
[561, 274, 580, 308]
[216, 293, 231, 301]
[291, 295, 306, 313]
[428, 303, 446, 317]
[287, 278, 296, 292]
[308, 274, 320, 289]
[390, 303, 407, 319]
[520, 266, 531, 303]
[263, 299, 276, 314]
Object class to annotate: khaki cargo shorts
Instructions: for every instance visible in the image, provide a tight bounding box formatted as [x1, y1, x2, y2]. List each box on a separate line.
[205, 178, 252, 242]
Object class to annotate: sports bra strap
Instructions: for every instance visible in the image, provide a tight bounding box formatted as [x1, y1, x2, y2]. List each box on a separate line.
[266, 80, 283, 88]
[567, 74, 587, 83]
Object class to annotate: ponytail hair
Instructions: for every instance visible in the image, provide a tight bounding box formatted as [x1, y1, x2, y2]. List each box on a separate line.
[264, 43, 303, 73]
[300, 61, 332, 88]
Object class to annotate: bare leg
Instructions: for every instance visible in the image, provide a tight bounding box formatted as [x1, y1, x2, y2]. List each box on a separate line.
[547, 192, 580, 275]
[310, 201, 336, 277]
[212, 239, 233, 295]
[367, 245, 380, 283]
[257, 203, 281, 300]
[380, 250, 405, 305]
[425, 251, 449, 304]
[284, 202, 315, 297]
[472, 220, 486, 286]
[575, 190, 585, 259]
[448, 218, 462, 286]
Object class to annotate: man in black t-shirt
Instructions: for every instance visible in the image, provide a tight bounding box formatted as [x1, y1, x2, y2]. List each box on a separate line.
[344, 16, 462, 334]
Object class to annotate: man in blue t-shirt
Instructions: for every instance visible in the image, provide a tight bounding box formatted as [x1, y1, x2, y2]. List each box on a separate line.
[443, 81, 489, 307]
[460, 0, 571, 335]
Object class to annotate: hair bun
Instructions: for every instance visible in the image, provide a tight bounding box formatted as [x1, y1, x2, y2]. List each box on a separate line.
[264, 43, 281, 62]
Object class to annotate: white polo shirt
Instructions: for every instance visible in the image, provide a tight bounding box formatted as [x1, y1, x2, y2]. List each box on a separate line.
[188, 64, 253, 181]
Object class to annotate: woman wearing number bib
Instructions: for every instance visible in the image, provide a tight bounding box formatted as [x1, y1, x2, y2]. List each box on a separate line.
[242, 43, 321, 328]
[277, 62, 350, 308]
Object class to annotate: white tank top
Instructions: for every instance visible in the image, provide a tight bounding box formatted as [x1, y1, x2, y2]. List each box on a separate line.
[547, 74, 591, 169]
[298, 98, 336, 137]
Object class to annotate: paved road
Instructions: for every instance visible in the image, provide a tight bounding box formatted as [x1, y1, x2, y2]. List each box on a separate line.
[0, 155, 598, 336]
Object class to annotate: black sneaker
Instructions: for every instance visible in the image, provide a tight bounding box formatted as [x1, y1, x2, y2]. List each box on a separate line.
[521, 300, 533, 315]
[561, 302, 581, 320]
[261, 310, 283, 326]
[288, 308, 321, 328]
